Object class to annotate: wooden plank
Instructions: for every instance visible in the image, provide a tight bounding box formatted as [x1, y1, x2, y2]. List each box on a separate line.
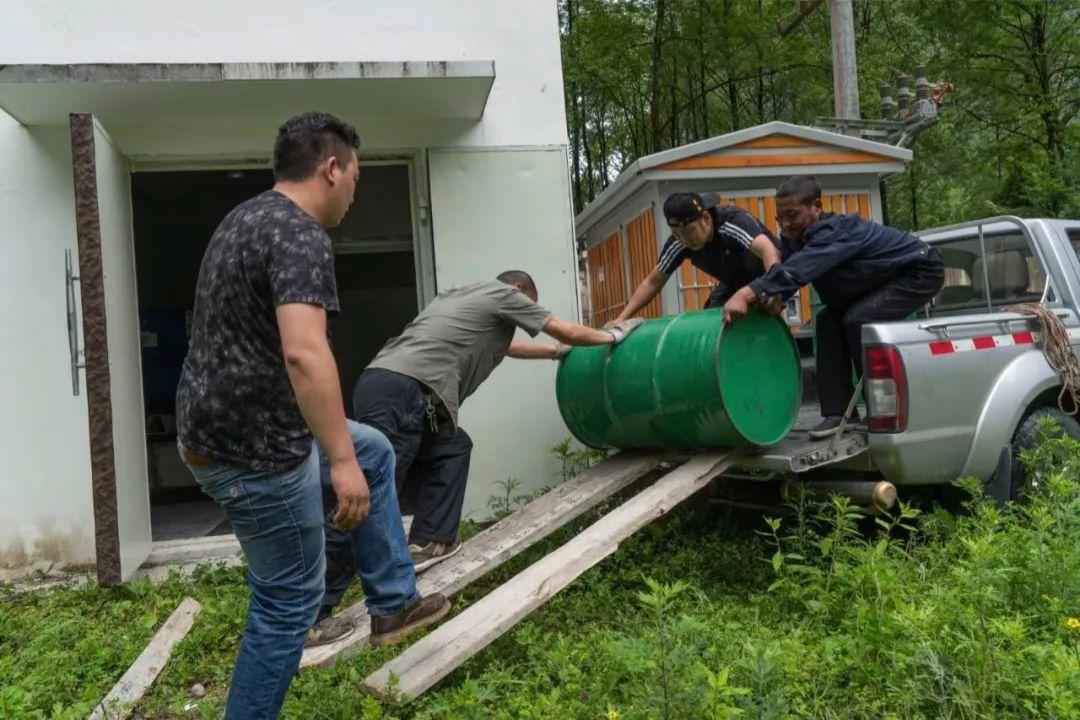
[657, 150, 891, 171]
[626, 208, 661, 318]
[587, 245, 603, 326]
[89, 597, 202, 719]
[747, 195, 761, 223]
[845, 193, 859, 215]
[364, 452, 737, 703]
[763, 195, 778, 235]
[857, 192, 871, 219]
[299, 452, 663, 670]
[800, 287, 813, 325]
[680, 263, 697, 311]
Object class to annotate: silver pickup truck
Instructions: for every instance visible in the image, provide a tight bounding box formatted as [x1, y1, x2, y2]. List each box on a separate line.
[729, 216, 1080, 507]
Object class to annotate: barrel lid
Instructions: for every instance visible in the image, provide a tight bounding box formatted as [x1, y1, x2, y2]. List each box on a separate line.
[716, 311, 802, 445]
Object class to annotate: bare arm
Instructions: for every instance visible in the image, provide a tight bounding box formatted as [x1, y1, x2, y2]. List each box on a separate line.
[277, 303, 369, 528]
[610, 268, 669, 325]
[507, 338, 561, 360]
[542, 316, 616, 346]
[751, 233, 782, 270]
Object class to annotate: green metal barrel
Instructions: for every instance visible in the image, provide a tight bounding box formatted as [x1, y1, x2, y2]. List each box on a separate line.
[556, 309, 801, 449]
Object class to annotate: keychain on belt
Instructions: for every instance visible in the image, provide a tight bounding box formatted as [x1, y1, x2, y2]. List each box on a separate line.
[426, 399, 439, 432]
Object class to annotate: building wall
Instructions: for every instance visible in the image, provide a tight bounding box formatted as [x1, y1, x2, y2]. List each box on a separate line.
[0, 0, 577, 563]
[428, 147, 578, 514]
[0, 116, 96, 573]
[0, 0, 568, 151]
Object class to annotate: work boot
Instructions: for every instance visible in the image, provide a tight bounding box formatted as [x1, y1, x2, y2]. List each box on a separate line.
[370, 593, 452, 646]
[809, 412, 860, 440]
[305, 614, 356, 648]
[409, 539, 462, 573]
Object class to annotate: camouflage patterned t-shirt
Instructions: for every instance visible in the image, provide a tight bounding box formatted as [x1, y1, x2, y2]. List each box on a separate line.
[176, 190, 339, 473]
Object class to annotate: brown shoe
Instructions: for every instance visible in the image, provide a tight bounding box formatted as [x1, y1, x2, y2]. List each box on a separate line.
[370, 593, 451, 646]
[408, 539, 462, 573]
[305, 614, 356, 648]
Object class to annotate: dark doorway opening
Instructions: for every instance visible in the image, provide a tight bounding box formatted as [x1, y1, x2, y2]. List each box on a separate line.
[131, 164, 418, 540]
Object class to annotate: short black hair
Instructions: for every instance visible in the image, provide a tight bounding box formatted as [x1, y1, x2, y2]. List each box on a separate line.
[663, 192, 708, 225]
[496, 270, 538, 295]
[776, 175, 822, 206]
[273, 111, 361, 182]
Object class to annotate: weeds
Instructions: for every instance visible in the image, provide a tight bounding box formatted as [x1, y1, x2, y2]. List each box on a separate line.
[486, 476, 527, 520]
[3, 425, 1079, 718]
[551, 437, 607, 482]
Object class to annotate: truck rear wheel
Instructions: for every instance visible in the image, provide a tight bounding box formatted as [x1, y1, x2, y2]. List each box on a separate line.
[1007, 406, 1080, 499]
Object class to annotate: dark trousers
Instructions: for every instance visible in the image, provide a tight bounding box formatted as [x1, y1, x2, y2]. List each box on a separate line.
[321, 368, 471, 615]
[704, 283, 733, 309]
[815, 256, 944, 416]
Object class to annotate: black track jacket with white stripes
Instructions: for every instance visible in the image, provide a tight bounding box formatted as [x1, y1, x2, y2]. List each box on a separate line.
[656, 203, 779, 304]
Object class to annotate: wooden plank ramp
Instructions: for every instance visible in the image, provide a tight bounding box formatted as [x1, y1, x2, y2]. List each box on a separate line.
[300, 451, 664, 670]
[89, 597, 202, 720]
[363, 451, 736, 703]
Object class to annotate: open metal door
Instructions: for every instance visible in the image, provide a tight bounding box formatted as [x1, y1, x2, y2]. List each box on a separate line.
[70, 113, 151, 584]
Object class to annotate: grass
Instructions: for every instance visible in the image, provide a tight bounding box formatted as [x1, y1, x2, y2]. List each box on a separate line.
[3, 428, 1079, 719]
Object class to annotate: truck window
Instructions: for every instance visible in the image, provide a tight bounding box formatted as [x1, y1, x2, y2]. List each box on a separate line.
[1067, 229, 1080, 258]
[931, 232, 1047, 313]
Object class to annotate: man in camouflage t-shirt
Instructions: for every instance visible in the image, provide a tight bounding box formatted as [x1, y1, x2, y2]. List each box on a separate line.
[176, 112, 447, 720]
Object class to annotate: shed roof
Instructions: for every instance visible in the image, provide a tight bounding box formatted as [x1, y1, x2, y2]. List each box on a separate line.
[575, 121, 910, 237]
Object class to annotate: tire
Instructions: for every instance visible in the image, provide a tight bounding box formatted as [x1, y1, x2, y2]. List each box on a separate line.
[1006, 406, 1080, 500]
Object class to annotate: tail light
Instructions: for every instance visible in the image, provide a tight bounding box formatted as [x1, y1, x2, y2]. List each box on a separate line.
[865, 345, 907, 432]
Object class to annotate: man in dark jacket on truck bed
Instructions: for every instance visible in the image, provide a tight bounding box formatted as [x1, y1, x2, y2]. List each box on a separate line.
[723, 175, 944, 439]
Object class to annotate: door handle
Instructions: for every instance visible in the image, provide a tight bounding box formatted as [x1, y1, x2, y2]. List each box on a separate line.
[65, 249, 85, 396]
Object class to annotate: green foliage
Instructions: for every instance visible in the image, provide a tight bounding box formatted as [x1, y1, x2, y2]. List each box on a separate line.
[552, 436, 608, 483]
[562, 0, 1080, 228]
[4, 433, 1079, 718]
[486, 476, 529, 521]
[484, 438, 606, 521]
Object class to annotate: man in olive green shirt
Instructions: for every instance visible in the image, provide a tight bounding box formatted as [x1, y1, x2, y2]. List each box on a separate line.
[311, 270, 641, 636]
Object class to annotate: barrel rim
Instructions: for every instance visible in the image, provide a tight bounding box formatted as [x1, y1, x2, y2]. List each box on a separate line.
[555, 349, 611, 450]
[714, 310, 802, 446]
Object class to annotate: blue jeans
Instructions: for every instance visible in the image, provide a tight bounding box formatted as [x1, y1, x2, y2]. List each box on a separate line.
[183, 421, 417, 719]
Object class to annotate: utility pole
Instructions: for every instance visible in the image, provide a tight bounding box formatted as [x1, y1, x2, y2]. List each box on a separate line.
[778, 0, 860, 132]
[828, 0, 860, 133]
[780, 1, 945, 146]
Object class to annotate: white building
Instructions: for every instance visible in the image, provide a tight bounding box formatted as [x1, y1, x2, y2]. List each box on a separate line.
[0, 1, 577, 583]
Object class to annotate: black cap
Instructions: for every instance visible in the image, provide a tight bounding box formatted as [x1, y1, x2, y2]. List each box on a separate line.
[663, 192, 717, 225]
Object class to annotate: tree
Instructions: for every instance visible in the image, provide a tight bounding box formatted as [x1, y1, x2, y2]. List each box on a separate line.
[560, 0, 1080, 225]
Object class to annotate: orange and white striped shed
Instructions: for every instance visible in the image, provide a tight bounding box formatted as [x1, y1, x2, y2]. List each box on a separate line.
[574, 121, 911, 329]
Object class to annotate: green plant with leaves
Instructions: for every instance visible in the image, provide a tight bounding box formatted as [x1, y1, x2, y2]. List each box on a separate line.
[551, 436, 608, 482]
[486, 476, 528, 521]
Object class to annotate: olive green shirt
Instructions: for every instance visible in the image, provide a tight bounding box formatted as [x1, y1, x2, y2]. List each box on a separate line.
[367, 280, 553, 427]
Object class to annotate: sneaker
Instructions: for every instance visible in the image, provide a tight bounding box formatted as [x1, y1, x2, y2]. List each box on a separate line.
[409, 539, 462, 573]
[305, 614, 356, 648]
[370, 593, 452, 646]
[809, 414, 859, 439]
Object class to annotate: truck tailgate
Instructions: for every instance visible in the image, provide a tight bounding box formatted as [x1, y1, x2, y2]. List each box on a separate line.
[734, 405, 873, 474]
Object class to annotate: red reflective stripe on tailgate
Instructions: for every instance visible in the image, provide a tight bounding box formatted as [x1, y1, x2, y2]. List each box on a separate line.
[972, 336, 996, 349]
[929, 341, 954, 355]
[1012, 331, 1035, 344]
